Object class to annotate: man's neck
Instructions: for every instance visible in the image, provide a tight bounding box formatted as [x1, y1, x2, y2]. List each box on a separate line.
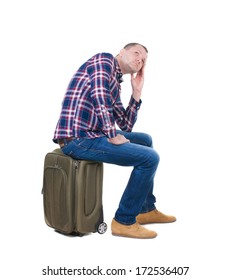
[116, 55, 126, 74]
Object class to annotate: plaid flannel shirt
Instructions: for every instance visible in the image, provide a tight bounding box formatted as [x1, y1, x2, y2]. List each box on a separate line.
[53, 52, 141, 142]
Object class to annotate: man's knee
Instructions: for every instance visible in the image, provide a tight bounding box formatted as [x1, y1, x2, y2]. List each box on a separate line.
[148, 149, 160, 167]
[136, 132, 153, 147]
[143, 133, 153, 147]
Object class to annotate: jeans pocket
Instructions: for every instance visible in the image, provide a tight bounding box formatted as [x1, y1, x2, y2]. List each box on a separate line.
[61, 138, 88, 158]
[61, 143, 72, 156]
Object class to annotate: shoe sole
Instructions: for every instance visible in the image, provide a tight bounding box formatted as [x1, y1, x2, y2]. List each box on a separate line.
[137, 219, 177, 225]
[111, 232, 157, 239]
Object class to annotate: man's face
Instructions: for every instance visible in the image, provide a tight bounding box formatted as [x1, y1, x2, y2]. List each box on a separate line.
[120, 45, 148, 74]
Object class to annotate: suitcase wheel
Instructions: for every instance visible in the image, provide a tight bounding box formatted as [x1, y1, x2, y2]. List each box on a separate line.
[97, 222, 107, 234]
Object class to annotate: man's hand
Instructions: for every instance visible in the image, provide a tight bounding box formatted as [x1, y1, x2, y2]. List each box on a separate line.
[131, 65, 145, 102]
[108, 134, 130, 145]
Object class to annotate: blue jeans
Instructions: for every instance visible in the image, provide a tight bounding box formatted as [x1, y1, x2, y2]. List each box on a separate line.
[61, 131, 160, 225]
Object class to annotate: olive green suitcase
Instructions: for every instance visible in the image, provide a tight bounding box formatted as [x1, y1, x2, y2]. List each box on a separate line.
[42, 149, 107, 235]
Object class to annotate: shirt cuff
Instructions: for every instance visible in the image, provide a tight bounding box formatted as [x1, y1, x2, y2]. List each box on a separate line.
[106, 127, 117, 139]
[129, 96, 142, 110]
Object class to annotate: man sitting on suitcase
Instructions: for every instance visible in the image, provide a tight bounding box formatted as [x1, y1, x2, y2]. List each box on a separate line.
[53, 43, 176, 239]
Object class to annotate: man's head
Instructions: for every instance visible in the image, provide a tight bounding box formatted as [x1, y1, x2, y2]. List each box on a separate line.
[117, 43, 148, 74]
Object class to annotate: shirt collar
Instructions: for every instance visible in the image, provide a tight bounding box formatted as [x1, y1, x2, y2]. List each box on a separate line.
[115, 58, 124, 83]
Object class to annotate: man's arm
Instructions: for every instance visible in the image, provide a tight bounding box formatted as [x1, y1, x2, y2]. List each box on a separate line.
[109, 66, 145, 145]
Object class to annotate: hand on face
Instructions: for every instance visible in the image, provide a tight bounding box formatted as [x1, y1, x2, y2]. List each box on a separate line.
[117, 44, 147, 101]
[131, 64, 145, 101]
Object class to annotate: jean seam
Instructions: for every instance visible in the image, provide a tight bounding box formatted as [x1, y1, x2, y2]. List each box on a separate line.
[139, 206, 156, 214]
[72, 139, 107, 155]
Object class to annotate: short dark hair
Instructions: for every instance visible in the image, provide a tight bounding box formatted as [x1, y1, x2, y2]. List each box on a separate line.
[123, 43, 148, 53]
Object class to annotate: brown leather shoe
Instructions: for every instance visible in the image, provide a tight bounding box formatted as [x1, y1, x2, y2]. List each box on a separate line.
[111, 219, 157, 239]
[136, 209, 176, 224]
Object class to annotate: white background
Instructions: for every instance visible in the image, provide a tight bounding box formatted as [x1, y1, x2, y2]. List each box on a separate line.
[1, 0, 230, 279]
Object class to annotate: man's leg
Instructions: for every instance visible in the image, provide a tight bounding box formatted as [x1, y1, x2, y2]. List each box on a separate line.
[117, 131, 176, 224]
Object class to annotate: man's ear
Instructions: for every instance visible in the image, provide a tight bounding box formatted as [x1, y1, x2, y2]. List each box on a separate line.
[119, 48, 125, 57]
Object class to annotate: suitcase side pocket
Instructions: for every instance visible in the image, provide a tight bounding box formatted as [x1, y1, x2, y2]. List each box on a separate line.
[43, 166, 70, 233]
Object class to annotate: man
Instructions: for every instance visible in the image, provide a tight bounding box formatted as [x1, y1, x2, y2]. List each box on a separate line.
[53, 43, 176, 239]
